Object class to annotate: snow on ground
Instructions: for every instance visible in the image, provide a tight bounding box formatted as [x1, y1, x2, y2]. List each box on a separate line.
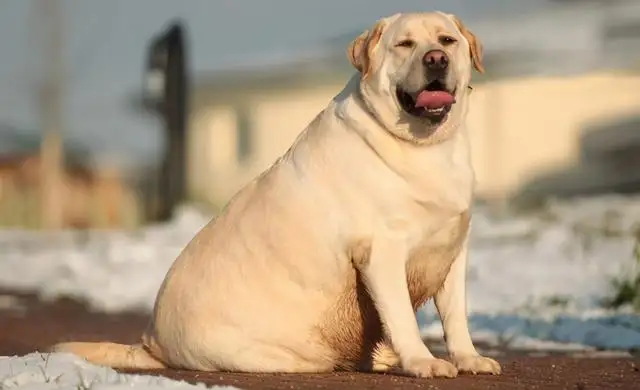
[1, 195, 640, 351]
[0, 205, 209, 312]
[419, 195, 640, 351]
[0, 352, 239, 390]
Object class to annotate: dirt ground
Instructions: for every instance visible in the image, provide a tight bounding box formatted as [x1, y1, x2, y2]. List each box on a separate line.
[1, 288, 639, 390]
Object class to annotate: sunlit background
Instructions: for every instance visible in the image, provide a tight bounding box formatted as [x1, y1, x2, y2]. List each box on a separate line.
[1, 0, 640, 379]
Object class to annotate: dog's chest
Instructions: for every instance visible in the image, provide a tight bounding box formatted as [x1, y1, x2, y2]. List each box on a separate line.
[405, 210, 470, 309]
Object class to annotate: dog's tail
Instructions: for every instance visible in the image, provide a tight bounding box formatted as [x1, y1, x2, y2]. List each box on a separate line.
[48, 341, 167, 369]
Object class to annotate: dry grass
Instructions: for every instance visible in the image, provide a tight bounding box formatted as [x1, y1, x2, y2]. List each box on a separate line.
[602, 238, 640, 312]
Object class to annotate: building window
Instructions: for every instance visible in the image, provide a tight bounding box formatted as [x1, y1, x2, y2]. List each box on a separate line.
[235, 105, 253, 163]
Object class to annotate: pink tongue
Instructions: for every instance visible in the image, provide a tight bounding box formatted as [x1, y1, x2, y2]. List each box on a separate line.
[414, 91, 455, 109]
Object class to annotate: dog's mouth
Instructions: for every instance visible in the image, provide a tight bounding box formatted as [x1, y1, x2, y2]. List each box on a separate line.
[396, 80, 457, 122]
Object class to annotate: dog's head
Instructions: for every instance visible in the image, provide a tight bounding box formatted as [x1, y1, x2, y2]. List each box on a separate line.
[347, 12, 484, 143]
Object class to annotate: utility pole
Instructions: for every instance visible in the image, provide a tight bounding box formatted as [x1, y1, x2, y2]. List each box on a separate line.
[37, 0, 65, 229]
[144, 22, 189, 222]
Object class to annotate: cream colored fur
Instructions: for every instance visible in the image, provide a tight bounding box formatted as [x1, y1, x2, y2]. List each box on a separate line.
[51, 11, 501, 378]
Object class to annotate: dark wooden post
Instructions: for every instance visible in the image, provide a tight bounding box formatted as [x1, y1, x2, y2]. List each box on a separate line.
[144, 21, 190, 222]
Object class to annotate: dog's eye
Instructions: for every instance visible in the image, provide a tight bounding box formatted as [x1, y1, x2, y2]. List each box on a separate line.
[395, 39, 416, 48]
[439, 36, 457, 45]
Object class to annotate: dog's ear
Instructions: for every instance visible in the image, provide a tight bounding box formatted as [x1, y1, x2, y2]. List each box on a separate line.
[347, 20, 386, 79]
[450, 15, 484, 74]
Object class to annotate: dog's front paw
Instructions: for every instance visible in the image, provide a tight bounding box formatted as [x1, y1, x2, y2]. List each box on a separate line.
[452, 355, 501, 375]
[403, 357, 458, 378]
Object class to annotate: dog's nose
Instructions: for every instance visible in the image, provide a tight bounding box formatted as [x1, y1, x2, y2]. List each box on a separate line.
[423, 50, 448, 71]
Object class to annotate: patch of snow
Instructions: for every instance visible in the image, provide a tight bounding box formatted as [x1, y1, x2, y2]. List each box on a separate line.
[0, 205, 210, 312]
[1, 196, 640, 351]
[419, 311, 640, 351]
[0, 352, 239, 390]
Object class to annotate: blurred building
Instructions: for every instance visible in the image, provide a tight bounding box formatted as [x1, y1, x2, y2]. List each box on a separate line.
[187, 0, 640, 207]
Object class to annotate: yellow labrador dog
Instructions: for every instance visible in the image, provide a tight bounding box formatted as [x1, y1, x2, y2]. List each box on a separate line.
[51, 11, 501, 378]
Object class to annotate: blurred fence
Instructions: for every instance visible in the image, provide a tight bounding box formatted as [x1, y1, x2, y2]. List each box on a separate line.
[0, 152, 140, 229]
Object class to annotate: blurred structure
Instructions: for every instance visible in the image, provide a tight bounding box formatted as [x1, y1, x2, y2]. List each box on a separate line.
[188, 68, 640, 208]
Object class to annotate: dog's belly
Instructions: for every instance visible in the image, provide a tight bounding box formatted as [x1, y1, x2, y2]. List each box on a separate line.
[316, 211, 470, 371]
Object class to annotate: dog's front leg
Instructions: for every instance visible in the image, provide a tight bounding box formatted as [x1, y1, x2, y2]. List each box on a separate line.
[434, 237, 501, 375]
[359, 236, 458, 378]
